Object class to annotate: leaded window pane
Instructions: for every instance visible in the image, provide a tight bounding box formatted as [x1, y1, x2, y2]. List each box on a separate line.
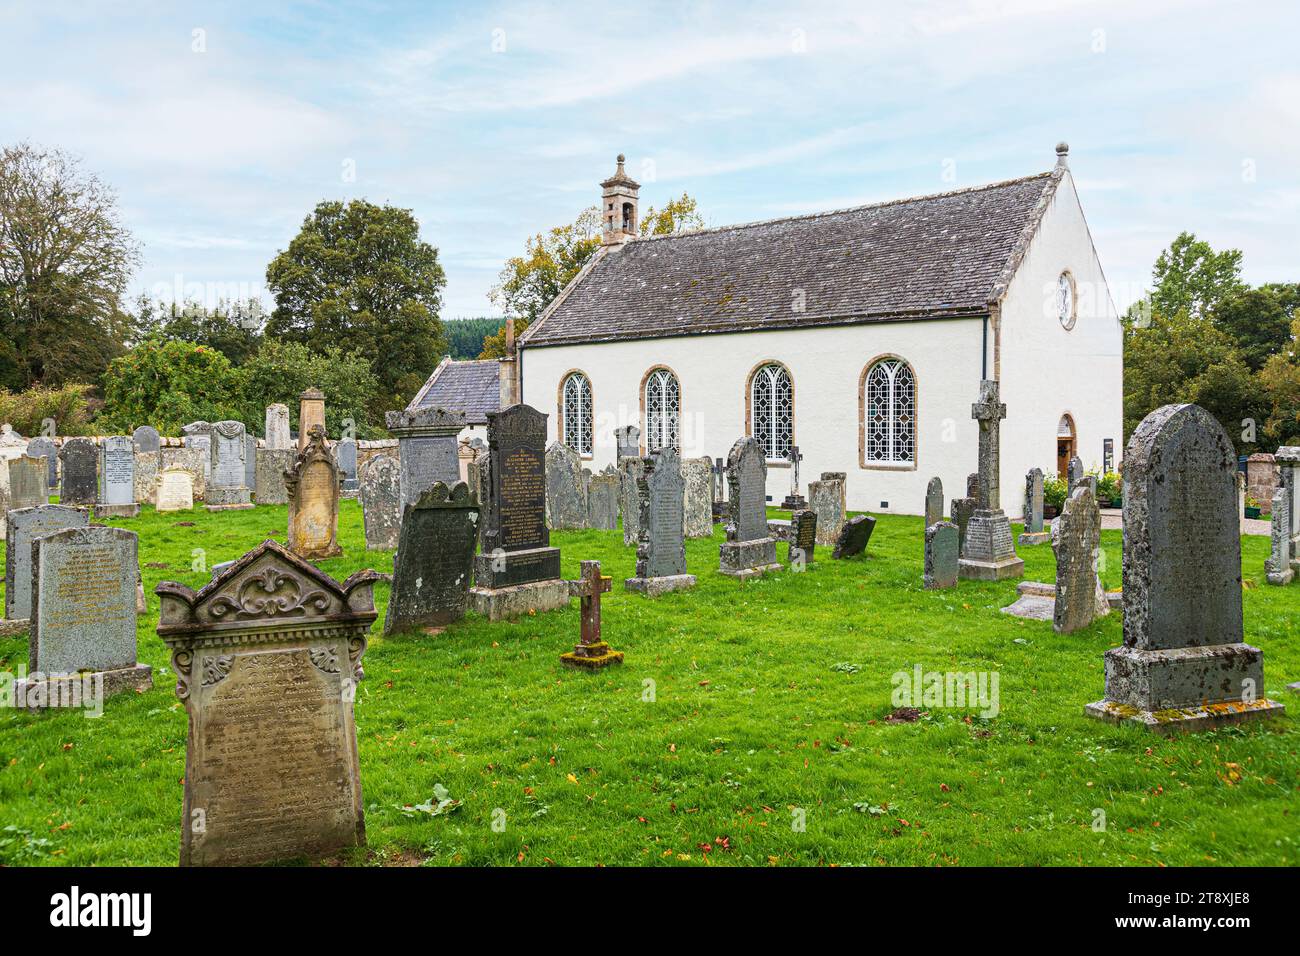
[751, 364, 792, 460]
[863, 359, 915, 464]
[562, 372, 592, 456]
[645, 368, 679, 452]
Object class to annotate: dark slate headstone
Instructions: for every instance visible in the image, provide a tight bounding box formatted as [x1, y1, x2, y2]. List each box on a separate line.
[360, 455, 401, 551]
[790, 509, 818, 566]
[1052, 485, 1108, 634]
[58, 437, 98, 506]
[26, 437, 58, 488]
[924, 520, 958, 589]
[831, 514, 875, 559]
[384, 481, 480, 634]
[132, 425, 160, 454]
[336, 438, 358, 493]
[1085, 403, 1285, 732]
[545, 441, 587, 530]
[718, 437, 780, 578]
[5, 504, 88, 620]
[385, 406, 464, 513]
[924, 477, 943, 529]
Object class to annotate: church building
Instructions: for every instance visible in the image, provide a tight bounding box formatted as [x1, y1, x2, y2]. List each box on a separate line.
[510, 145, 1121, 517]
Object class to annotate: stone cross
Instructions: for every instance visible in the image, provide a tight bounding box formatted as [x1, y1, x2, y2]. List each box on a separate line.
[787, 445, 802, 497]
[971, 380, 1006, 512]
[561, 559, 622, 669]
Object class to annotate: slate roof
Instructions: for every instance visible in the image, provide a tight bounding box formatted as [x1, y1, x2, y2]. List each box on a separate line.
[520, 168, 1063, 348]
[408, 358, 501, 424]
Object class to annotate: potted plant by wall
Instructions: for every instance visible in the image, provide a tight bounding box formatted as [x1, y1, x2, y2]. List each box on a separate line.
[1244, 495, 1261, 520]
[1043, 476, 1067, 519]
[1096, 471, 1122, 508]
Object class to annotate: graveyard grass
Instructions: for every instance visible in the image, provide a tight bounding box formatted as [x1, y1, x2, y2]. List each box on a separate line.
[1, 501, 1295, 867]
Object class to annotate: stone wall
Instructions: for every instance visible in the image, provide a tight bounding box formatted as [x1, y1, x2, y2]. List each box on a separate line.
[1246, 453, 1278, 514]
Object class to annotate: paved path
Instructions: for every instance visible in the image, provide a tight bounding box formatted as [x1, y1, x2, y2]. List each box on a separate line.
[1098, 508, 1268, 535]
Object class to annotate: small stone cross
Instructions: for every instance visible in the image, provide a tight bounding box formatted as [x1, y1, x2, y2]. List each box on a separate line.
[561, 559, 622, 669]
[787, 445, 802, 496]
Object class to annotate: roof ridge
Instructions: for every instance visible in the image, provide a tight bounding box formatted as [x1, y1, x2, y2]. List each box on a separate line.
[630, 169, 1056, 244]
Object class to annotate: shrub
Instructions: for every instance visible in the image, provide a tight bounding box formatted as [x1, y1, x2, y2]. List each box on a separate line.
[236, 340, 381, 438]
[0, 383, 93, 435]
[98, 338, 243, 434]
[1043, 476, 1068, 509]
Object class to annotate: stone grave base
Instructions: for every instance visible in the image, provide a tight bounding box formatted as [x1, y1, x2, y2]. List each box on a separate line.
[1105, 590, 1122, 609]
[719, 537, 781, 579]
[959, 512, 1024, 580]
[204, 502, 254, 512]
[1084, 697, 1285, 735]
[94, 503, 140, 519]
[625, 573, 697, 597]
[1265, 566, 1295, 586]
[1000, 581, 1055, 621]
[780, 495, 807, 511]
[0, 618, 29, 637]
[12, 663, 152, 710]
[1018, 530, 1050, 546]
[959, 554, 1025, 580]
[469, 578, 570, 622]
[560, 640, 624, 670]
[473, 546, 562, 590]
[204, 487, 253, 511]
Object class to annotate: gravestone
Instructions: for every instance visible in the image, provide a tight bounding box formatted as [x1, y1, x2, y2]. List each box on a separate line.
[619, 456, 646, 546]
[14, 526, 151, 708]
[254, 448, 294, 505]
[97, 435, 139, 518]
[469, 404, 567, 621]
[781, 446, 807, 511]
[134, 450, 160, 504]
[1275, 446, 1300, 574]
[155, 539, 378, 866]
[586, 469, 620, 531]
[832, 514, 876, 559]
[384, 481, 480, 633]
[1052, 485, 1109, 634]
[26, 437, 58, 488]
[245, 434, 257, 492]
[58, 437, 98, 506]
[1019, 467, 1049, 545]
[924, 477, 944, 530]
[0, 426, 27, 505]
[8, 455, 48, 511]
[545, 441, 588, 530]
[561, 560, 622, 669]
[206, 421, 253, 510]
[718, 437, 781, 578]
[182, 422, 212, 479]
[790, 509, 818, 567]
[297, 388, 325, 451]
[5, 505, 88, 621]
[1264, 488, 1294, 585]
[385, 406, 464, 513]
[132, 425, 160, 453]
[336, 438, 359, 494]
[285, 426, 342, 560]
[807, 473, 846, 548]
[958, 381, 1024, 580]
[951, 496, 976, 553]
[155, 468, 195, 512]
[1085, 403, 1285, 733]
[614, 425, 640, 459]
[924, 520, 959, 589]
[710, 456, 727, 520]
[359, 456, 401, 551]
[626, 446, 695, 595]
[682, 456, 713, 538]
[1067, 456, 1084, 493]
[164, 445, 208, 499]
[265, 403, 291, 450]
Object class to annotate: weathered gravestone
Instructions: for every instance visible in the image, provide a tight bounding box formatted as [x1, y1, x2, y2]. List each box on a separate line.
[155, 539, 378, 866]
[832, 514, 876, 559]
[26, 437, 58, 489]
[384, 481, 479, 634]
[545, 441, 588, 530]
[8, 455, 48, 511]
[1067, 456, 1084, 493]
[0, 426, 26, 508]
[265, 403, 291, 450]
[958, 382, 1024, 580]
[182, 422, 211, 479]
[789, 509, 818, 567]
[134, 449, 160, 505]
[384, 406, 464, 513]
[285, 426, 342, 560]
[155, 468, 195, 512]
[619, 456, 646, 546]
[206, 421, 253, 510]
[5, 505, 88, 621]
[245, 434, 257, 492]
[586, 468, 620, 531]
[14, 526, 151, 708]
[336, 438, 359, 494]
[682, 456, 713, 538]
[97, 436, 139, 518]
[808, 472, 846, 548]
[359, 455, 401, 551]
[297, 388, 326, 451]
[254, 448, 294, 505]
[718, 437, 781, 578]
[132, 425, 160, 454]
[615, 425, 640, 459]
[1019, 467, 1050, 545]
[1264, 488, 1294, 585]
[469, 404, 567, 621]
[164, 446, 208, 500]
[1275, 445, 1300, 575]
[924, 477, 944, 530]
[626, 446, 696, 595]
[950, 496, 976, 553]
[58, 437, 98, 507]
[561, 560, 622, 669]
[1052, 485, 1109, 634]
[924, 520, 959, 589]
[1085, 403, 1285, 733]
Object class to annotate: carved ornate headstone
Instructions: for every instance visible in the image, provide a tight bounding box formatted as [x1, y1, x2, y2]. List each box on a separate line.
[254, 448, 294, 505]
[718, 437, 781, 578]
[561, 560, 622, 669]
[958, 381, 1024, 580]
[297, 388, 325, 451]
[8, 455, 48, 511]
[14, 526, 151, 708]
[336, 438, 359, 494]
[614, 425, 640, 459]
[96, 435, 139, 518]
[384, 482, 479, 633]
[790, 509, 818, 567]
[1264, 488, 1294, 585]
[924, 520, 959, 589]
[26, 437, 58, 488]
[1052, 486, 1109, 634]
[156, 468, 195, 512]
[682, 456, 713, 538]
[132, 425, 160, 453]
[384, 406, 464, 512]
[832, 514, 875, 559]
[619, 456, 646, 545]
[545, 441, 588, 530]
[924, 477, 943, 530]
[1019, 467, 1049, 545]
[58, 437, 98, 506]
[284, 426, 342, 560]
[469, 405, 567, 620]
[5, 505, 88, 621]
[206, 421, 253, 510]
[626, 446, 695, 595]
[359, 455, 401, 551]
[265, 403, 291, 450]
[586, 469, 620, 531]
[1085, 404, 1285, 733]
[807, 473, 846, 548]
[155, 539, 378, 866]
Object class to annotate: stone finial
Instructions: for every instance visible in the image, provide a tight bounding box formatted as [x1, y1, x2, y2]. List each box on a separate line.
[1055, 142, 1069, 166]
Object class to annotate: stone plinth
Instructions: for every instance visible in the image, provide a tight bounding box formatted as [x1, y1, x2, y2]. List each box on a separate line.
[625, 573, 696, 596]
[469, 578, 571, 622]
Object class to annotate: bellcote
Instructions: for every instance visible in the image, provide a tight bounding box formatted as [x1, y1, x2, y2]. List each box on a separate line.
[601, 153, 640, 246]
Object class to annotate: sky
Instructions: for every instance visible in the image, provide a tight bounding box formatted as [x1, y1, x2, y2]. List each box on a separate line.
[2, 0, 1298, 319]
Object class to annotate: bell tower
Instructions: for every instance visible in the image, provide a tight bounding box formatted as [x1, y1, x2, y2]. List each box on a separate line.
[601, 154, 640, 246]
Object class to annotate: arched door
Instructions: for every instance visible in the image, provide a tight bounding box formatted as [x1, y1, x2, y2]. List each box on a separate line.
[1056, 414, 1076, 479]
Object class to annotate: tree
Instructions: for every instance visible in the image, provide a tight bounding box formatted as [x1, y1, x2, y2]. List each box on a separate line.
[640, 193, 704, 236]
[0, 143, 140, 389]
[264, 199, 447, 417]
[99, 338, 243, 434]
[136, 296, 265, 366]
[1148, 231, 1244, 321]
[237, 339, 379, 439]
[1257, 312, 1300, 448]
[444, 316, 506, 359]
[1211, 284, 1299, 372]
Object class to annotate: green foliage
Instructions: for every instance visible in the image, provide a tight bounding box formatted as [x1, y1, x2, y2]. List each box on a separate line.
[478, 318, 528, 360]
[640, 193, 705, 236]
[265, 199, 447, 416]
[135, 296, 265, 366]
[444, 317, 505, 360]
[1042, 475, 1068, 509]
[1256, 312, 1300, 447]
[0, 383, 92, 435]
[1094, 471, 1122, 503]
[1211, 284, 1299, 374]
[98, 338, 242, 434]
[237, 339, 380, 438]
[489, 206, 603, 329]
[1149, 231, 1244, 321]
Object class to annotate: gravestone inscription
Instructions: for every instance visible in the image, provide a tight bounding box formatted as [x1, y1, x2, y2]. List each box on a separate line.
[718, 437, 781, 578]
[5, 504, 88, 621]
[8, 455, 48, 511]
[360, 455, 402, 552]
[285, 426, 342, 560]
[98, 436, 138, 517]
[924, 520, 959, 589]
[384, 482, 480, 633]
[58, 437, 98, 506]
[385, 406, 463, 512]
[626, 446, 695, 595]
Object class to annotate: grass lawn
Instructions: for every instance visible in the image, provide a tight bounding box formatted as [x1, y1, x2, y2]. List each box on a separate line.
[0, 499, 1296, 867]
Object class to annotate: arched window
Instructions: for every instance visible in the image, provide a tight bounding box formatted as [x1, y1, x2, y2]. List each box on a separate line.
[750, 363, 793, 460]
[561, 372, 593, 456]
[644, 368, 679, 452]
[863, 358, 915, 464]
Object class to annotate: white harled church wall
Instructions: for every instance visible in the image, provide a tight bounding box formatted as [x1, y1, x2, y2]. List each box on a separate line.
[997, 170, 1124, 517]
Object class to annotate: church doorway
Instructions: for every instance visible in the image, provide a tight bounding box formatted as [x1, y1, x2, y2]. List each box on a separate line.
[1056, 414, 1076, 478]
